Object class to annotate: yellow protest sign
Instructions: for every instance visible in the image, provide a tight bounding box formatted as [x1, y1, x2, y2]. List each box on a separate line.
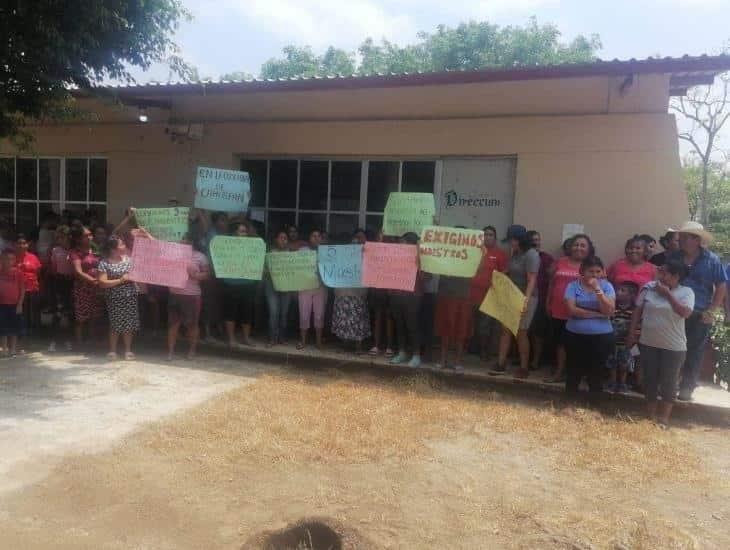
[479, 271, 525, 337]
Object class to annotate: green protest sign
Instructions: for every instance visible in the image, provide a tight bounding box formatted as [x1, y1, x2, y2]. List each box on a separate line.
[266, 250, 320, 292]
[419, 225, 485, 277]
[210, 236, 265, 280]
[382, 193, 435, 236]
[134, 207, 189, 242]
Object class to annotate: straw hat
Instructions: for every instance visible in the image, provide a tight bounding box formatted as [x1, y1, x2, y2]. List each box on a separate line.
[670, 221, 713, 245]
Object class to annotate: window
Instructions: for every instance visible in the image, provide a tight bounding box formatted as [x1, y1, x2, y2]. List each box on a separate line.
[239, 157, 436, 241]
[402, 161, 435, 194]
[366, 161, 399, 213]
[0, 157, 108, 232]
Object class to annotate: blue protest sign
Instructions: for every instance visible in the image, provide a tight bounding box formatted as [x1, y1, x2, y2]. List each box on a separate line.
[318, 244, 363, 288]
[195, 166, 251, 212]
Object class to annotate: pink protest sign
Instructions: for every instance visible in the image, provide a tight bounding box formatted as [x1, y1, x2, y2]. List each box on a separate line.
[128, 238, 192, 289]
[362, 242, 418, 291]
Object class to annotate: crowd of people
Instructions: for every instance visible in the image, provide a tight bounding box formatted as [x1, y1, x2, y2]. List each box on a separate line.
[0, 208, 727, 428]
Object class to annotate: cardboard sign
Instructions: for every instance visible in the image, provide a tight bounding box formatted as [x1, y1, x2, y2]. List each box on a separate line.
[128, 238, 192, 289]
[480, 271, 526, 337]
[562, 223, 585, 243]
[195, 166, 251, 212]
[318, 244, 363, 288]
[419, 226, 484, 278]
[134, 207, 190, 242]
[361, 242, 418, 291]
[267, 250, 320, 292]
[382, 192, 435, 236]
[210, 236, 265, 280]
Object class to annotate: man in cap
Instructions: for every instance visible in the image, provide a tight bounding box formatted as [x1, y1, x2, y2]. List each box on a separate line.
[671, 221, 727, 401]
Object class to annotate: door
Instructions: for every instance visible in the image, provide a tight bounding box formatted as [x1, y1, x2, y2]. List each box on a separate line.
[439, 158, 516, 238]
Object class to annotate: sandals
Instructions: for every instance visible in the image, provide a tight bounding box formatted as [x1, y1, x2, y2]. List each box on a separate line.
[296, 342, 305, 350]
[106, 352, 118, 361]
[384, 348, 394, 358]
[368, 346, 379, 356]
[124, 352, 135, 361]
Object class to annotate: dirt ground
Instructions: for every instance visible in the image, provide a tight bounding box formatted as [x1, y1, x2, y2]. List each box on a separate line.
[1, 352, 729, 549]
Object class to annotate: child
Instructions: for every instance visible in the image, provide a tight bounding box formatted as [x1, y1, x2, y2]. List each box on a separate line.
[607, 281, 638, 394]
[0, 249, 25, 357]
[331, 230, 371, 354]
[167, 233, 209, 360]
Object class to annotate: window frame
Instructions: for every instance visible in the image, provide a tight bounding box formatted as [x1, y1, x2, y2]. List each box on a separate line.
[0, 156, 108, 230]
[239, 156, 441, 238]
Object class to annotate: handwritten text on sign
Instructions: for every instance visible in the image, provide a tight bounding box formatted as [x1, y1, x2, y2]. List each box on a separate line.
[480, 271, 526, 337]
[195, 166, 251, 212]
[134, 207, 189, 242]
[361, 242, 418, 292]
[382, 192, 436, 236]
[318, 244, 363, 288]
[128, 238, 192, 289]
[267, 250, 320, 292]
[210, 236, 266, 280]
[419, 226, 484, 278]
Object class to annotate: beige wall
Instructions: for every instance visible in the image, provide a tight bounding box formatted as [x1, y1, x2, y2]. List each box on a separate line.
[1, 110, 687, 260]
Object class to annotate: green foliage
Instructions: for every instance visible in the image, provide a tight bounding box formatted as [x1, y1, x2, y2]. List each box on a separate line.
[260, 46, 356, 79]
[0, 0, 191, 139]
[711, 317, 730, 390]
[252, 18, 600, 80]
[219, 71, 254, 82]
[682, 161, 730, 259]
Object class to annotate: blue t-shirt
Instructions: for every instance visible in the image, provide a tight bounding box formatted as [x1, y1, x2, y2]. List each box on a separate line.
[564, 279, 616, 335]
[671, 249, 728, 312]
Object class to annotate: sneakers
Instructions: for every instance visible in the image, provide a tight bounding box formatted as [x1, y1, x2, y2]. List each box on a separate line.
[677, 388, 693, 402]
[390, 352, 408, 365]
[407, 355, 422, 369]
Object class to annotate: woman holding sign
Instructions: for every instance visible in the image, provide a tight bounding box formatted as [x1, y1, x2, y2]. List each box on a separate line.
[491, 225, 540, 379]
[222, 222, 258, 349]
[97, 235, 140, 360]
[264, 230, 293, 346]
[298, 229, 327, 350]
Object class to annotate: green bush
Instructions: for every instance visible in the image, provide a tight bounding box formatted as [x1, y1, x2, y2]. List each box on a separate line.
[711, 317, 730, 390]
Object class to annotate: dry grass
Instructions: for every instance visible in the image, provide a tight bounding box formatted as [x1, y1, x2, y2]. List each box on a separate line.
[143, 370, 704, 487]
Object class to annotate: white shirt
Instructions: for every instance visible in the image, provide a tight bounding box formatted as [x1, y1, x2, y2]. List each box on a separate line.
[636, 282, 695, 352]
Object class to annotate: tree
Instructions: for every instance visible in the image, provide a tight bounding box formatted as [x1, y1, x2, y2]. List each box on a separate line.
[251, 18, 601, 81]
[671, 72, 730, 225]
[0, 1, 191, 141]
[682, 160, 730, 259]
[220, 71, 254, 82]
[260, 46, 355, 79]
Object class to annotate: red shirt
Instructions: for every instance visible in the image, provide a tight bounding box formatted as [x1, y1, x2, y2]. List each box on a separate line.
[469, 246, 508, 305]
[15, 252, 42, 293]
[69, 248, 100, 278]
[548, 256, 581, 320]
[607, 258, 657, 289]
[0, 268, 24, 305]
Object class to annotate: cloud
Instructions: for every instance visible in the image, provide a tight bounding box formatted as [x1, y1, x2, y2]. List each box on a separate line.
[206, 0, 419, 51]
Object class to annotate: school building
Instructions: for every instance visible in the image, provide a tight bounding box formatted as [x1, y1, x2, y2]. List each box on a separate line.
[2, 55, 730, 255]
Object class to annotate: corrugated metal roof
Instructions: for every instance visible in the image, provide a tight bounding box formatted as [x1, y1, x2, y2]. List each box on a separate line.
[92, 54, 730, 97]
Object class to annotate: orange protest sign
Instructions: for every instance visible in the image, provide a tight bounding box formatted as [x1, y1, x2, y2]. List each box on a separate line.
[361, 242, 418, 291]
[128, 238, 192, 289]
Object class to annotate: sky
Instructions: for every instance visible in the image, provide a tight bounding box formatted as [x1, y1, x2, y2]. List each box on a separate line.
[149, 0, 730, 80]
[135, 0, 730, 159]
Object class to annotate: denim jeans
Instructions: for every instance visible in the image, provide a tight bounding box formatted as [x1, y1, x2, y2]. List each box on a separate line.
[679, 313, 712, 394]
[264, 278, 292, 342]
